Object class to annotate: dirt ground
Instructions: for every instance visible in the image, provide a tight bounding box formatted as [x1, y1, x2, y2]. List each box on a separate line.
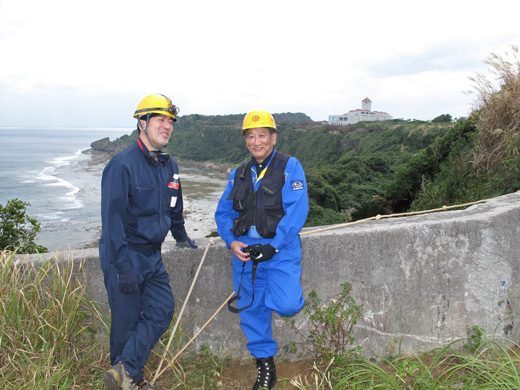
[151, 357, 316, 389]
[217, 358, 316, 389]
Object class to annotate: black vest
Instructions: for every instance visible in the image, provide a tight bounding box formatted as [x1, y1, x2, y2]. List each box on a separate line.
[228, 152, 290, 238]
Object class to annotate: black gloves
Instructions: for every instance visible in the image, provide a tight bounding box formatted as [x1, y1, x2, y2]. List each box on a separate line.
[176, 236, 198, 249]
[245, 244, 277, 262]
[118, 268, 142, 294]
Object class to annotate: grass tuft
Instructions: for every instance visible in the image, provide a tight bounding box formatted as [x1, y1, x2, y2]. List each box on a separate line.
[0, 250, 107, 389]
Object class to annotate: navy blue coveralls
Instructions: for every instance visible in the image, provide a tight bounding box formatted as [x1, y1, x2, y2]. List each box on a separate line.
[99, 140, 189, 383]
[215, 149, 309, 358]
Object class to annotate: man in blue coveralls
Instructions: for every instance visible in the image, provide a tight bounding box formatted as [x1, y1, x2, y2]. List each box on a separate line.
[215, 109, 309, 389]
[99, 94, 197, 390]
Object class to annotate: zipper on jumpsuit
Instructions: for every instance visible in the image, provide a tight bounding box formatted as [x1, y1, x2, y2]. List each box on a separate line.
[155, 167, 162, 215]
[154, 165, 165, 221]
[252, 166, 259, 228]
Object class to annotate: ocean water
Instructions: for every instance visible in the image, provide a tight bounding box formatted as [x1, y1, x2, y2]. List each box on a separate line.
[0, 127, 227, 252]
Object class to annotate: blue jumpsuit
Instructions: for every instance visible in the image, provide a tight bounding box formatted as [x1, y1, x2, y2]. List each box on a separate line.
[215, 149, 309, 358]
[99, 140, 189, 382]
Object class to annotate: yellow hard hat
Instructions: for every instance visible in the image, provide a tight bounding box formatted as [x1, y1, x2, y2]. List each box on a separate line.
[133, 94, 179, 121]
[241, 109, 277, 135]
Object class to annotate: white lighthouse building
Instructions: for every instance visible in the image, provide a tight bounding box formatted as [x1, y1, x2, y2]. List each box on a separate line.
[328, 98, 392, 125]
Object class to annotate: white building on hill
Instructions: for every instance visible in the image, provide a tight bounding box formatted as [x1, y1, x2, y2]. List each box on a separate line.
[328, 98, 392, 125]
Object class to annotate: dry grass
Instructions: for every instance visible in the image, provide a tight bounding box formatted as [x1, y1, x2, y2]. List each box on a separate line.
[469, 45, 520, 175]
[0, 250, 108, 389]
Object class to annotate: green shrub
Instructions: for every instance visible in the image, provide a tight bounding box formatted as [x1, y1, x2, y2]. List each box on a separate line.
[0, 198, 47, 253]
[305, 200, 345, 227]
[289, 282, 362, 366]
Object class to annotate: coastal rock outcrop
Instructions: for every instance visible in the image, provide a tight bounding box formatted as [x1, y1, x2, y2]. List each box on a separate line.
[90, 130, 138, 156]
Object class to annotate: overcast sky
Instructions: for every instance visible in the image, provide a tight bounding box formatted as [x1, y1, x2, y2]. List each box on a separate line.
[1, 0, 519, 128]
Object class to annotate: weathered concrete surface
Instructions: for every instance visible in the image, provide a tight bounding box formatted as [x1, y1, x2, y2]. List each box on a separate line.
[23, 192, 520, 359]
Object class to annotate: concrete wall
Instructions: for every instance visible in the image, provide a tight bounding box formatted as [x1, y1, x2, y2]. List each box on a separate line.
[23, 192, 520, 360]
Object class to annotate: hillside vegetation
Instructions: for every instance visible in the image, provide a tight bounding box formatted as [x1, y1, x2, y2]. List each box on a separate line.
[94, 46, 520, 228]
[96, 116, 453, 226]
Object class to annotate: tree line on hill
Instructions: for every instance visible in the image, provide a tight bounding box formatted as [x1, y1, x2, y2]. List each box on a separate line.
[93, 114, 460, 227]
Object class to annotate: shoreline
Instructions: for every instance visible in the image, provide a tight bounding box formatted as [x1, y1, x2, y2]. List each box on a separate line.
[87, 149, 236, 175]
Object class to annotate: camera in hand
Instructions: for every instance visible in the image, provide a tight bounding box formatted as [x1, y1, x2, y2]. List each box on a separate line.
[243, 244, 261, 260]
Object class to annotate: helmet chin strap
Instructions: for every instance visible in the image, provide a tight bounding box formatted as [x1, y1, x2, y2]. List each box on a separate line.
[138, 114, 166, 151]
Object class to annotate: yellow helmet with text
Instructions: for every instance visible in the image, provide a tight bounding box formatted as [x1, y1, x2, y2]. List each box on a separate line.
[241, 109, 277, 135]
[133, 94, 179, 121]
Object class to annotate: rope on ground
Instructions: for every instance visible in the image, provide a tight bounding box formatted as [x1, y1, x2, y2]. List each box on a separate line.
[152, 238, 216, 384]
[153, 290, 236, 382]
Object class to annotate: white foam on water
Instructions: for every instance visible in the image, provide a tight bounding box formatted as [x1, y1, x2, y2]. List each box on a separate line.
[36, 150, 84, 210]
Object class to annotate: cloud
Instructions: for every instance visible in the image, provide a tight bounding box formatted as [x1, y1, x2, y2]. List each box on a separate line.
[0, 0, 519, 125]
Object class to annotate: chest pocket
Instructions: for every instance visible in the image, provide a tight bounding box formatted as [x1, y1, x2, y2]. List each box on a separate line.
[131, 186, 158, 216]
[228, 182, 251, 211]
[258, 177, 285, 237]
[259, 177, 284, 210]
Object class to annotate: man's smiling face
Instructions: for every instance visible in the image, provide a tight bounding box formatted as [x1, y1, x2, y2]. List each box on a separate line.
[139, 114, 174, 150]
[244, 127, 277, 163]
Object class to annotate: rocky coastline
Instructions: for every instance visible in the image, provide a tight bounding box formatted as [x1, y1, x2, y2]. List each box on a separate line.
[176, 159, 234, 174]
[88, 139, 235, 175]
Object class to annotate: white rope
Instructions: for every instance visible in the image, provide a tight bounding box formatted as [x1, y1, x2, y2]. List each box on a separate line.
[153, 291, 236, 383]
[300, 197, 493, 236]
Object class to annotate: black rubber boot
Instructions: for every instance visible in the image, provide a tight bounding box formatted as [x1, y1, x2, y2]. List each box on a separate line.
[252, 356, 277, 389]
